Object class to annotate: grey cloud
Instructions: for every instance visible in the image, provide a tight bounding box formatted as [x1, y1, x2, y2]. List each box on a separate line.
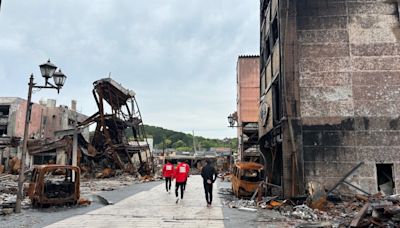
[0, 0, 258, 138]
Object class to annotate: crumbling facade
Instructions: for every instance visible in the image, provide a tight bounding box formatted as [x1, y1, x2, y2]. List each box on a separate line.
[0, 97, 88, 171]
[259, 0, 400, 197]
[236, 56, 260, 162]
[0, 97, 43, 138]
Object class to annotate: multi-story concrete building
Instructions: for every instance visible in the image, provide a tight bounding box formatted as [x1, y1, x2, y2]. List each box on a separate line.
[0, 97, 88, 168]
[0, 97, 43, 138]
[259, 0, 400, 197]
[236, 56, 260, 162]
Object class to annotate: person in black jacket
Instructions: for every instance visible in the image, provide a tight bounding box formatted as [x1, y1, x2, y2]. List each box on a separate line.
[201, 159, 217, 207]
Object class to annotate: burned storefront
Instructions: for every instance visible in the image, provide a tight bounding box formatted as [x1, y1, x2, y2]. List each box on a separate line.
[259, 0, 400, 197]
[78, 78, 152, 175]
[28, 137, 73, 166]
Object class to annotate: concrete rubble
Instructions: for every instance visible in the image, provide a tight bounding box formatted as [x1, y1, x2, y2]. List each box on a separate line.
[0, 175, 31, 215]
[220, 180, 400, 227]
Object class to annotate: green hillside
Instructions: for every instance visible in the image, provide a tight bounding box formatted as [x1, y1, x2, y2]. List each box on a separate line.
[142, 125, 237, 151]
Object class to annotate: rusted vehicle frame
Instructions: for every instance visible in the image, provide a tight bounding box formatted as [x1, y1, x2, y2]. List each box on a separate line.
[231, 162, 264, 198]
[28, 165, 80, 207]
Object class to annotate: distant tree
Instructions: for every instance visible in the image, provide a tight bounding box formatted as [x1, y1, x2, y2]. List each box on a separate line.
[176, 146, 192, 152]
[172, 140, 186, 148]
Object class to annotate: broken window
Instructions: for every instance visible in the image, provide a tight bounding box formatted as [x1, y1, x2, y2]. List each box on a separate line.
[241, 169, 262, 182]
[261, 36, 271, 69]
[271, 16, 279, 45]
[68, 118, 76, 127]
[0, 125, 7, 135]
[33, 152, 56, 165]
[261, 71, 266, 96]
[376, 163, 395, 195]
[261, 0, 270, 12]
[0, 105, 10, 116]
[272, 78, 282, 124]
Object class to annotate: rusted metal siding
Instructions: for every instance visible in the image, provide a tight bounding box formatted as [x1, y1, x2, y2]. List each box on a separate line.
[237, 56, 260, 123]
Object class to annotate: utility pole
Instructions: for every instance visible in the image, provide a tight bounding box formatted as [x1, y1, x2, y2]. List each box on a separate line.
[192, 130, 196, 152]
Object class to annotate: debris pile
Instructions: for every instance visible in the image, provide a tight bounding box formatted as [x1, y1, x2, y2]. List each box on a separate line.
[0, 174, 18, 195]
[345, 193, 400, 227]
[218, 172, 232, 182]
[0, 174, 31, 215]
[220, 178, 400, 227]
[227, 199, 256, 209]
[80, 174, 138, 194]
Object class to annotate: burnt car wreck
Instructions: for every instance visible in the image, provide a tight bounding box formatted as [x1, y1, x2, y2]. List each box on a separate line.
[28, 165, 80, 207]
[78, 78, 153, 176]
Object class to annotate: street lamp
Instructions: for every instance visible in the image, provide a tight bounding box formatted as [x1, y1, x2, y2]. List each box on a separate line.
[228, 114, 235, 127]
[15, 59, 67, 213]
[227, 113, 239, 128]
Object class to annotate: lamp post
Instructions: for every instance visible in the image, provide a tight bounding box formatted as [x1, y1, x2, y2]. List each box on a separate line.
[227, 112, 240, 162]
[227, 114, 235, 128]
[15, 59, 67, 213]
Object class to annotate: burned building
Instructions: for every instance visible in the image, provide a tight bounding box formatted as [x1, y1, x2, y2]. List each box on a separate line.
[259, 0, 400, 197]
[0, 97, 88, 170]
[78, 78, 152, 175]
[236, 56, 260, 162]
[0, 97, 43, 138]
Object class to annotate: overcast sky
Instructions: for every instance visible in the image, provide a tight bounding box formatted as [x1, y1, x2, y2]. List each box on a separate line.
[0, 0, 259, 139]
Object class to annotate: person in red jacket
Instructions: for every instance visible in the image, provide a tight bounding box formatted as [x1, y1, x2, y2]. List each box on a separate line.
[162, 160, 174, 193]
[174, 161, 189, 203]
[182, 160, 190, 191]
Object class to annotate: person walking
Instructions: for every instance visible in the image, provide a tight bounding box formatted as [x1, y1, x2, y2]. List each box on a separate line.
[174, 161, 189, 203]
[182, 160, 190, 191]
[162, 160, 174, 193]
[201, 159, 217, 207]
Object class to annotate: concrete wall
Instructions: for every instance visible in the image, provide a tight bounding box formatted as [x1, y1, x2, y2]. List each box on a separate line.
[297, 0, 400, 194]
[0, 97, 43, 138]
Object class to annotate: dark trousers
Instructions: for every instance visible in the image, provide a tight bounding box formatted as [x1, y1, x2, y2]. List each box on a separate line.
[175, 182, 184, 199]
[203, 181, 213, 204]
[165, 177, 171, 191]
[183, 179, 187, 191]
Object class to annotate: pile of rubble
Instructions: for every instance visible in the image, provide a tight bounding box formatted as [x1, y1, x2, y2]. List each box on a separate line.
[219, 182, 400, 227]
[223, 193, 400, 226]
[218, 172, 232, 182]
[0, 174, 31, 215]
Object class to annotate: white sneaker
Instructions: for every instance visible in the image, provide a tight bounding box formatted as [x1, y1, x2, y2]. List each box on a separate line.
[168, 191, 171, 194]
[175, 197, 179, 204]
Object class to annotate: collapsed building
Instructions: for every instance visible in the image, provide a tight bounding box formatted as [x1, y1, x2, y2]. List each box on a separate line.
[259, 0, 400, 197]
[78, 78, 153, 175]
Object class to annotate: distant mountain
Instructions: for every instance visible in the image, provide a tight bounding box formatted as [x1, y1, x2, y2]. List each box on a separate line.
[142, 125, 237, 151]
